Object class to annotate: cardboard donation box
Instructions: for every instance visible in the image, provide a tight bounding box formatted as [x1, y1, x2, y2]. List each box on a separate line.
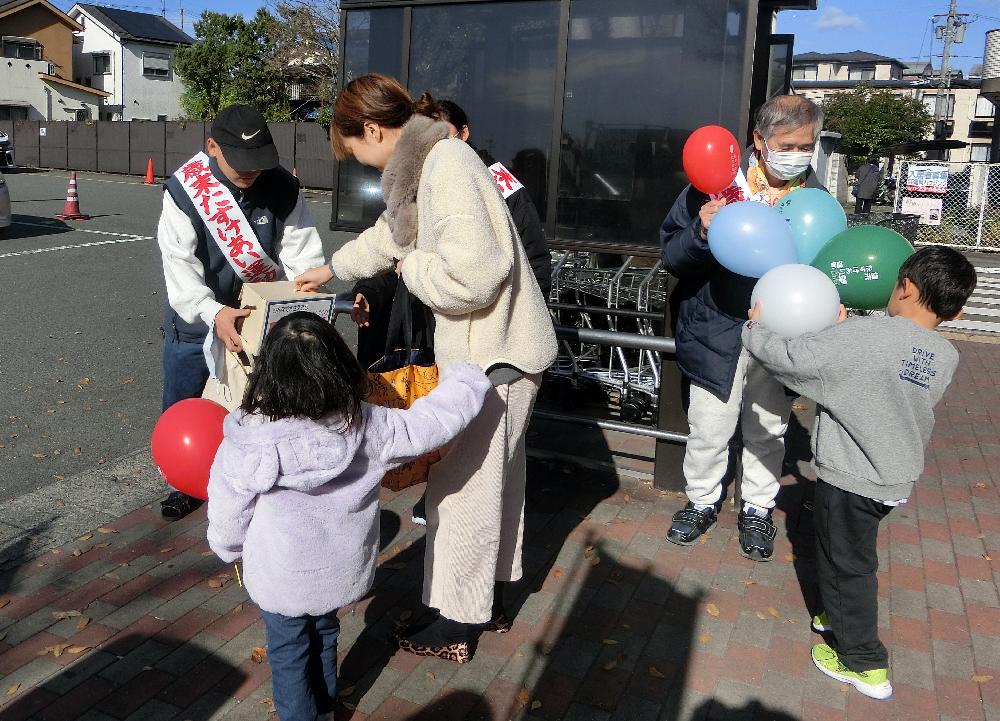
[238, 281, 339, 358]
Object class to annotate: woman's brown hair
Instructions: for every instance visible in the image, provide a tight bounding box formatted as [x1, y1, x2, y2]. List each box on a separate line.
[330, 73, 444, 160]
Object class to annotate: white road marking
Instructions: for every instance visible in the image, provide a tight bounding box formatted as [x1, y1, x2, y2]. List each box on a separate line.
[0, 221, 152, 258]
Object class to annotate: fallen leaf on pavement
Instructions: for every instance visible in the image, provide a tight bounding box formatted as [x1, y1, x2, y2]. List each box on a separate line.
[531, 700, 542, 710]
[159, 547, 174, 554]
[200, 551, 214, 556]
[338, 686, 356, 698]
[698, 633, 711, 645]
[39, 643, 72, 657]
[742, 579, 755, 586]
[5, 684, 19, 696]
[66, 646, 91, 656]
[784, 553, 794, 562]
[623, 494, 631, 503]
[589, 555, 601, 567]
[97, 458, 107, 465]
[103, 573, 120, 581]
[122, 378, 134, 384]
[705, 603, 720, 617]
[76, 617, 91, 631]
[553, 568, 563, 578]
[768, 607, 781, 618]
[975, 483, 988, 489]
[73, 447, 82, 455]
[32, 453, 47, 459]
[426, 671, 436, 680]
[602, 639, 620, 645]
[0, 599, 9, 609]
[603, 658, 618, 671]
[207, 578, 230, 589]
[515, 687, 531, 708]
[541, 644, 553, 655]
[57, 400, 66, 405]
[52, 610, 82, 619]
[94, 543, 111, 549]
[97, 528, 119, 534]
[649, 666, 667, 679]
[251, 647, 267, 664]
[972, 675, 994, 683]
[984, 553, 993, 562]
[78, 533, 93, 541]
[78, 378, 90, 386]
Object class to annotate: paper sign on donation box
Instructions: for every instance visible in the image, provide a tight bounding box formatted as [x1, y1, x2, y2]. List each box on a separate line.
[239, 281, 338, 357]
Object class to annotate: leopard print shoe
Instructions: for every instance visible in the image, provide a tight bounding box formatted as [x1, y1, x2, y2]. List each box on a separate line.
[395, 635, 472, 664]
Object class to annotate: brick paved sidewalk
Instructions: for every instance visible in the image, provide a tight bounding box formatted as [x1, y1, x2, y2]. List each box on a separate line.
[0, 338, 998, 721]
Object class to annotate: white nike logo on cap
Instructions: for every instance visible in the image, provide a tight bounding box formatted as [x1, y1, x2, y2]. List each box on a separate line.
[241, 130, 261, 140]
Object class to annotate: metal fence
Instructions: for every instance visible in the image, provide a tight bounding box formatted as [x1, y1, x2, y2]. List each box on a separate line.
[0, 120, 336, 189]
[894, 160, 1000, 250]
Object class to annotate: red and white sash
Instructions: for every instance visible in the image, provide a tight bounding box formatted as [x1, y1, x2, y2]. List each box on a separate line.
[488, 161, 524, 200]
[174, 152, 280, 283]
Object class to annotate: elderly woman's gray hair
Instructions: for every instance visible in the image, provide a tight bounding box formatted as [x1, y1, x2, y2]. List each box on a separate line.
[755, 95, 825, 140]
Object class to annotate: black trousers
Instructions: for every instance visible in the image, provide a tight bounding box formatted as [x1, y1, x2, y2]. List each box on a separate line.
[854, 198, 873, 214]
[814, 479, 893, 671]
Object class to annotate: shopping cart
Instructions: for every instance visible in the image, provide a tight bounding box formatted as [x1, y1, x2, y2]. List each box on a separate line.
[547, 252, 668, 423]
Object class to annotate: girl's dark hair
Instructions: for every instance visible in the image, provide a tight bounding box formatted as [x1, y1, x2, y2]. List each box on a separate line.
[331, 73, 416, 160]
[241, 312, 368, 426]
[429, 99, 469, 131]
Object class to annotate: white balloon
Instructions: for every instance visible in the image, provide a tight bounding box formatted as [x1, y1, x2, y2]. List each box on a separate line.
[750, 264, 841, 338]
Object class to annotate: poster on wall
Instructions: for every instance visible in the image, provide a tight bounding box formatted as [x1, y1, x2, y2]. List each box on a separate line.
[905, 163, 949, 194]
[901, 197, 943, 225]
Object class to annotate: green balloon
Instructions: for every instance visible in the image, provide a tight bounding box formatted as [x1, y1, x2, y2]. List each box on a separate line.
[810, 226, 914, 310]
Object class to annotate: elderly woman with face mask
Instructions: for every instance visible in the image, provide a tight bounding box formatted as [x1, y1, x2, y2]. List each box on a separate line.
[659, 95, 827, 562]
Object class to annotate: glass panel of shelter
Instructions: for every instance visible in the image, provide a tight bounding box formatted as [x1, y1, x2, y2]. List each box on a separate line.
[556, 0, 750, 247]
[336, 8, 405, 227]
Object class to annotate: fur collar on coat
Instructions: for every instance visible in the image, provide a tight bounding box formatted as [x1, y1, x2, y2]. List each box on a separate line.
[380, 114, 452, 247]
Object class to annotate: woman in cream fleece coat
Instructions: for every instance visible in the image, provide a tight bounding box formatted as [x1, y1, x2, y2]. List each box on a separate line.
[296, 74, 557, 663]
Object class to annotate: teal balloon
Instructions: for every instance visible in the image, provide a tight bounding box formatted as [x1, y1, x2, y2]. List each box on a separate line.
[810, 226, 914, 310]
[775, 188, 848, 265]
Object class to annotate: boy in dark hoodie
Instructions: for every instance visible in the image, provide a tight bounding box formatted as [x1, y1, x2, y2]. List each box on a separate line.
[742, 246, 976, 700]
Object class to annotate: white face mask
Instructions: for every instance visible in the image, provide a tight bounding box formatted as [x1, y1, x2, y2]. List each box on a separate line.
[763, 139, 813, 181]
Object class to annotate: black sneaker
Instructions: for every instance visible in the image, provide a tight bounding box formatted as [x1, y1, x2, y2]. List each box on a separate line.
[412, 493, 427, 526]
[666, 502, 717, 545]
[159, 491, 202, 521]
[738, 507, 777, 561]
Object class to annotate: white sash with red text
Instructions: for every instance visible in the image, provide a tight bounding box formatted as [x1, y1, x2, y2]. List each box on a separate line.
[174, 152, 281, 284]
[710, 167, 754, 205]
[488, 162, 524, 200]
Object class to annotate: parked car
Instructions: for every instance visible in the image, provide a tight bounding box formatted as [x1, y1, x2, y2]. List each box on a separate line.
[0, 171, 10, 237]
[0, 130, 13, 168]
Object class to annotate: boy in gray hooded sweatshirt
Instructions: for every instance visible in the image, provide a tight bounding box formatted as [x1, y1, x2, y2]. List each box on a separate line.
[741, 245, 976, 701]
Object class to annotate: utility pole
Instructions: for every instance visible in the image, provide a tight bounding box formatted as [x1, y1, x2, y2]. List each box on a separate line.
[179, 0, 184, 31]
[935, 0, 959, 124]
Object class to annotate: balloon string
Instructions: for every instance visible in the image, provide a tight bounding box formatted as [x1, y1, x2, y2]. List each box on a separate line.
[234, 562, 243, 588]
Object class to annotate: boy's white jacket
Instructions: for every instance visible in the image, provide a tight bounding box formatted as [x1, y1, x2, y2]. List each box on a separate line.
[206, 363, 490, 617]
[328, 115, 558, 376]
[742, 316, 959, 501]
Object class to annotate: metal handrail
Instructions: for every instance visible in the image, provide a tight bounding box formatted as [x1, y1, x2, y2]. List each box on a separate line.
[553, 325, 676, 354]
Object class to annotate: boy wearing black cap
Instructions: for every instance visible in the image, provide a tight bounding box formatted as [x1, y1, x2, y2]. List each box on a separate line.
[156, 104, 325, 520]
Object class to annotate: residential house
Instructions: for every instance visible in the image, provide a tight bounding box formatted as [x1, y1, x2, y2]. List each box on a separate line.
[0, 0, 109, 120]
[791, 50, 994, 163]
[67, 4, 193, 121]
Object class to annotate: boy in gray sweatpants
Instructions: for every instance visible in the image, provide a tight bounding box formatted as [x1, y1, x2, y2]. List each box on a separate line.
[741, 246, 976, 701]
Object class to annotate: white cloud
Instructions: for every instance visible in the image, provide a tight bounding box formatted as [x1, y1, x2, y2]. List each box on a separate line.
[816, 6, 864, 31]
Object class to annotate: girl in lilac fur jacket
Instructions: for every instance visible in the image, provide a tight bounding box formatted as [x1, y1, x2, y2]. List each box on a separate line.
[206, 312, 489, 721]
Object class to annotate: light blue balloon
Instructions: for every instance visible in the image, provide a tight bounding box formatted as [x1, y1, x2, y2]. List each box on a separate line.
[775, 188, 848, 265]
[707, 201, 798, 278]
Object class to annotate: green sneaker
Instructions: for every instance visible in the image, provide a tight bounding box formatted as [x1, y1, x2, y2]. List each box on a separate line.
[811, 644, 892, 700]
[811, 611, 831, 633]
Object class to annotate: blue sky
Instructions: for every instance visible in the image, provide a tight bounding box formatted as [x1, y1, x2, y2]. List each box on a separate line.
[56, 0, 1000, 75]
[777, 0, 1000, 74]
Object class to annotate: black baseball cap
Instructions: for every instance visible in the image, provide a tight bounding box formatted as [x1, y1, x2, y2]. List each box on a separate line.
[209, 105, 279, 172]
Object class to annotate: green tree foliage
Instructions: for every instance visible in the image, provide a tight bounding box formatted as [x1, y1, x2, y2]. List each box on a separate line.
[174, 9, 288, 120]
[821, 85, 933, 164]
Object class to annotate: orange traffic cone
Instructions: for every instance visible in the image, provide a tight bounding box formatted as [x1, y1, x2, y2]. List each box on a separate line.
[144, 158, 155, 185]
[55, 172, 90, 221]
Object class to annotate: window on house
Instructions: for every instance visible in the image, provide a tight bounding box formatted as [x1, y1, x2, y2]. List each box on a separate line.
[971, 144, 991, 163]
[922, 93, 956, 118]
[848, 66, 875, 81]
[2, 36, 42, 60]
[791, 65, 817, 81]
[976, 95, 996, 118]
[94, 53, 111, 75]
[142, 52, 170, 78]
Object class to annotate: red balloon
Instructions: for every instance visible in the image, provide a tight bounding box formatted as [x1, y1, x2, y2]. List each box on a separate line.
[683, 125, 741, 195]
[151, 398, 228, 501]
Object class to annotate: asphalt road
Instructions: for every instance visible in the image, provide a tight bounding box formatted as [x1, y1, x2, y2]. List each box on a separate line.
[0, 168, 356, 503]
